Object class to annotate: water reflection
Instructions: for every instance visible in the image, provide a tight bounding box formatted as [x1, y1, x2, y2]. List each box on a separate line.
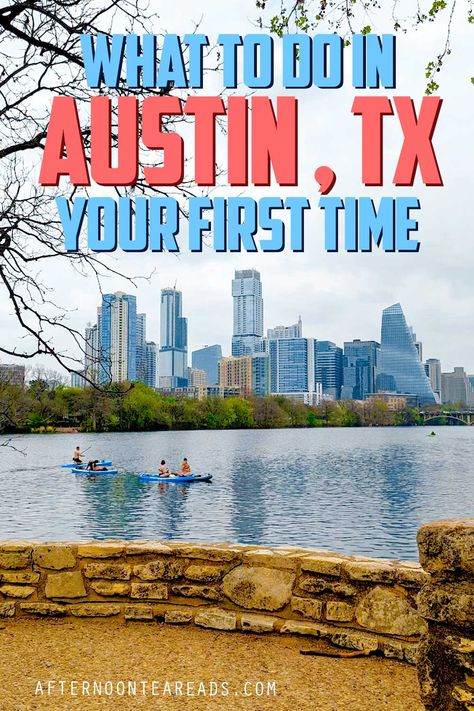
[0, 427, 473, 560]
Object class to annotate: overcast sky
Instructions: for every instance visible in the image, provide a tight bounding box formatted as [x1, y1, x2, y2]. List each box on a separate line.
[2, 0, 474, 374]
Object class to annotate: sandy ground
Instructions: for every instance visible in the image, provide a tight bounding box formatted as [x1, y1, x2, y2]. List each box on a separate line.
[0, 618, 424, 711]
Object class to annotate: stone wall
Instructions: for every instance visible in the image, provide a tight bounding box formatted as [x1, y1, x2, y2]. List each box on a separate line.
[0, 540, 428, 663]
[416, 519, 474, 711]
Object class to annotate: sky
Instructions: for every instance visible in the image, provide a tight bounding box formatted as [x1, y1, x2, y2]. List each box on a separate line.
[1, 0, 474, 375]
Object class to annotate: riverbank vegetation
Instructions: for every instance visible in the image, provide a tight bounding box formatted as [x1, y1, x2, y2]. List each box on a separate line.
[0, 379, 462, 434]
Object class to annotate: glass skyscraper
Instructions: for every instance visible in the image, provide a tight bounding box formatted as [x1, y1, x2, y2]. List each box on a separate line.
[269, 338, 317, 394]
[99, 292, 137, 384]
[231, 269, 264, 356]
[316, 341, 343, 400]
[192, 344, 223, 385]
[378, 303, 436, 405]
[342, 339, 380, 401]
[159, 288, 188, 388]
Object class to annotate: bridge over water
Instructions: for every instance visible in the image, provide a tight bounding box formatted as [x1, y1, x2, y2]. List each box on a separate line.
[419, 410, 474, 425]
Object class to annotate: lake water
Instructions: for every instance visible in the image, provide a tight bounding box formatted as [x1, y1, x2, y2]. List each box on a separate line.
[0, 427, 473, 560]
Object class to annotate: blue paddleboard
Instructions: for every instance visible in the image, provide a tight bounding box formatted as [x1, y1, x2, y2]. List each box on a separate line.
[138, 473, 212, 483]
[61, 461, 112, 469]
[72, 467, 118, 475]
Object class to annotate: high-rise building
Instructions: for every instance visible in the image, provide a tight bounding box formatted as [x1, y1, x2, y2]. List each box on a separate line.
[341, 339, 380, 401]
[424, 358, 442, 404]
[269, 337, 319, 401]
[316, 341, 343, 400]
[231, 269, 264, 356]
[84, 321, 100, 384]
[192, 345, 222, 385]
[218, 354, 269, 397]
[378, 303, 436, 405]
[99, 292, 137, 383]
[0, 364, 25, 387]
[267, 317, 302, 340]
[159, 287, 188, 388]
[145, 341, 157, 389]
[441, 368, 474, 406]
[136, 313, 147, 384]
[188, 367, 207, 388]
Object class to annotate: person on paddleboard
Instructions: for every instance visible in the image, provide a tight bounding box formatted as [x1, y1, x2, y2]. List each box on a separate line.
[177, 458, 191, 476]
[158, 460, 170, 477]
[86, 460, 108, 472]
[73, 446, 82, 464]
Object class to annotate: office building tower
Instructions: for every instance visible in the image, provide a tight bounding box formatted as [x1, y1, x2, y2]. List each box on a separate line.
[424, 358, 442, 404]
[84, 321, 100, 384]
[342, 339, 380, 401]
[188, 367, 207, 388]
[269, 337, 319, 400]
[192, 345, 222, 385]
[316, 341, 343, 400]
[378, 303, 436, 405]
[441, 368, 474, 406]
[136, 313, 147, 384]
[231, 269, 264, 356]
[99, 292, 137, 383]
[145, 342, 157, 389]
[267, 317, 303, 340]
[159, 287, 188, 388]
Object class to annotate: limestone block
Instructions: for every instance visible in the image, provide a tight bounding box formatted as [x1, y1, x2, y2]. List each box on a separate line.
[222, 565, 295, 611]
[331, 630, 379, 652]
[452, 684, 474, 706]
[83, 562, 131, 581]
[300, 555, 345, 577]
[0, 543, 32, 554]
[0, 584, 35, 599]
[290, 596, 323, 620]
[45, 571, 86, 599]
[194, 608, 237, 631]
[298, 576, 358, 597]
[343, 560, 395, 583]
[70, 604, 120, 617]
[133, 559, 186, 581]
[382, 639, 418, 664]
[20, 603, 67, 616]
[32, 545, 76, 570]
[417, 519, 474, 575]
[0, 552, 30, 570]
[356, 586, 426, 636]
[326, 601, 354, 622]
[184, 564, 229, 583]
[394, 563, 430, 588]
[280, 620, 327, 637]
[124, 605, 154, 620]
[125, 543, 173, 556]
[242, 550, 299, 570]
[131, 582, 168, 600]
[77, 543, 124, 558]
[171, 584, 222, 601]
[417, 583, 474, 629]
[241, 613, 277, 633]
[172, 545, 239, 562]
[0, 570, 40, 584]
[0, 602, 15, 617]
[165, 610, 194, 624]
[89, 581, 130, 597]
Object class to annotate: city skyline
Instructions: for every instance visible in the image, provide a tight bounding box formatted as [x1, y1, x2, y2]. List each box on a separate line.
[73, 270, 474, 407]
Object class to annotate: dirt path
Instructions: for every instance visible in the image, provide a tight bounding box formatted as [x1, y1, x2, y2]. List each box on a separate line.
[0, 618, 424, 711]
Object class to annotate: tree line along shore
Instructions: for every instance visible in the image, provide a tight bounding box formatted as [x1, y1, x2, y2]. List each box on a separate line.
[0, 379, 462, 434]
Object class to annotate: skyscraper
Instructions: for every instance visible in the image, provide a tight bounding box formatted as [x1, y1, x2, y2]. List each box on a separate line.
[267, 317, 302, 340]
[269, 337, 319, 402]
[424, 358, 442, 403]
[342, 339, 380, 401]
[159, 287, 188, 388]
[316, 341, 343, 400]
[99, 292, 137, 383]
[441, 367, 474, 406]
[231, 269, 264, 356]
[136, 313, 147, 384]
[145, 341, 157, 389]
[378, 303, 436, 405]
[84, 321, 100, 384]
[192, 344, 223, 385]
